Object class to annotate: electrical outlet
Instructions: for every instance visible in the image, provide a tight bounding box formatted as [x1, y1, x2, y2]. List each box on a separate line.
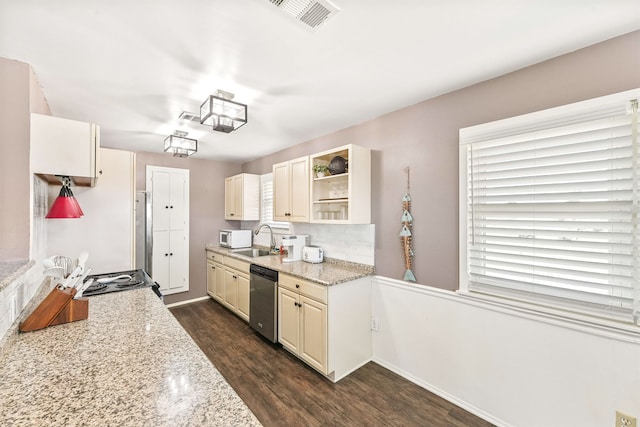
[616, 411, 637, 427]
[370, 317, 379, 331]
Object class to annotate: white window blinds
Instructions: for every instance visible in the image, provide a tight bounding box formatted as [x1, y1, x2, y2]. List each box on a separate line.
[260, 173, 288, 228]
[261, 175, 274, 224]
[460, 89, 640, 325]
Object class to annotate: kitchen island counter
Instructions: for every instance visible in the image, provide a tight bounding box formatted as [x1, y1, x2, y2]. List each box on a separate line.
[0, 288, 261, 426]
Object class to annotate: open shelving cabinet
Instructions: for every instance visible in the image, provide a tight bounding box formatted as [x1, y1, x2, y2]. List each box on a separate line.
[310, 144, 371, 224]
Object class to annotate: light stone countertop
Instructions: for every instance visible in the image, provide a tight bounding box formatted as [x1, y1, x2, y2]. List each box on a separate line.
[0, 288, 261, 427]
[205, 244, 374, 285]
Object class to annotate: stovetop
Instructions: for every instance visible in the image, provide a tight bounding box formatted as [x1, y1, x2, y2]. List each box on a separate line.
[82, 269, 159, 297]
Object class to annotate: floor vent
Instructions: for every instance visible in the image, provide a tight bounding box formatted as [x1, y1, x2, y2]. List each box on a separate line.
[268, 0, 339, 30]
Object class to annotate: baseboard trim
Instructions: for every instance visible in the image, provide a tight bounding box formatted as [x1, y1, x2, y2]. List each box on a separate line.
[164, 296, 211, 308]
[372, 357, 507, 427]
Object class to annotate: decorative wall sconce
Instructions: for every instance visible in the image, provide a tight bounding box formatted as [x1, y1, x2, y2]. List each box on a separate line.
[164, 130, 197, 157]
[200, 90, 247, 133]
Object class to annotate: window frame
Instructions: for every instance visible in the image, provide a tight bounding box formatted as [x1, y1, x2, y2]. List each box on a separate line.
[459, 88, 640, 327]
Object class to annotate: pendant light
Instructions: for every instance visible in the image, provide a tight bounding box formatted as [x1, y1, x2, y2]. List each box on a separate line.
[164, 130, 197, 157]
[46, 176, 83, 219]
[200, 90, 247, 133]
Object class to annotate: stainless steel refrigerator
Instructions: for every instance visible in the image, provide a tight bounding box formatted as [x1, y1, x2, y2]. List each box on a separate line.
[135, 190, 153, 275]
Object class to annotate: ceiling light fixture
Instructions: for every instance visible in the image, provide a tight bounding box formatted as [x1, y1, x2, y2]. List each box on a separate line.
[46, 176, 84, 219]
[200, 90, 247, 133]
[164, 130, 197, 157]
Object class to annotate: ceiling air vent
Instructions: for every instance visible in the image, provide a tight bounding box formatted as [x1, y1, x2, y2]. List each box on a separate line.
[179, 111, 200, 122]
[268, 0, 339, 30]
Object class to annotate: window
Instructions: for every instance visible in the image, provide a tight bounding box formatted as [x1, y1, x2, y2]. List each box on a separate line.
[459, 89, 639, 325]
[260, 173, 289, 229]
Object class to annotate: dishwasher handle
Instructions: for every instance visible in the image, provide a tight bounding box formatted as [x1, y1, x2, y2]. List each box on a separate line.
[249, 264, 278, 282]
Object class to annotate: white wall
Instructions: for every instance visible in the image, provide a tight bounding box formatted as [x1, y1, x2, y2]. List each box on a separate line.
[47, 148, 135, 274]
[371, 276, 640, 427]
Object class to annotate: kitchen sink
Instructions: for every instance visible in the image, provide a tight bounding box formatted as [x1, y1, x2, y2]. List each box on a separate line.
[232, 248, 272, 258]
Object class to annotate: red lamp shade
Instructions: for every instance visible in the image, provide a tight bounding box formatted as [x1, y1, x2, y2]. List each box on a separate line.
[46, 177, 83, 219]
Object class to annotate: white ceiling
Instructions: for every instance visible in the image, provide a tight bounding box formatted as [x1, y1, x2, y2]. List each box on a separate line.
[1, 0, 639, 162]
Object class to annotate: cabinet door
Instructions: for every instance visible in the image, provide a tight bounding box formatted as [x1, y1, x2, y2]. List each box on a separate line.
[152, 170, 171, 231]
[168, 230, 186, 291]
[224, 177, 235, 219]
[224, 269, 238, 310]
[152, 230, 170, 292]
[278, 287, 299, 352]
[30, 113, 99, 184]
[214, 262, 225, 301]
[289, 156, 309, 222]
[233, 175, 243, 219]
[272, 161, 290, 221]
[300, 295, 328, 374]
[169, 171, 186, 227]
[206, 260, 216, 297]
[236, 273, 250, 322]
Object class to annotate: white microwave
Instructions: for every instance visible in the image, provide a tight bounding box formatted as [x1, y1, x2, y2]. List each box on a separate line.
[219, 229, 252, 249]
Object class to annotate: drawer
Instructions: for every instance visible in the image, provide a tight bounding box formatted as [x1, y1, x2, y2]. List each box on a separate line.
[279, 273, 327, 304]
[206, 250, 224, 264]
[224, 256, 250, 274]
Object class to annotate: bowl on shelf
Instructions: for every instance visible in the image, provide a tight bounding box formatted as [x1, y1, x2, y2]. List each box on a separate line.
[328, 156, 347, 175]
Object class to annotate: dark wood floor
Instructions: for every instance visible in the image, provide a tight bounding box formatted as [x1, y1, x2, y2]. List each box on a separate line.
[170, 299, 494, 427]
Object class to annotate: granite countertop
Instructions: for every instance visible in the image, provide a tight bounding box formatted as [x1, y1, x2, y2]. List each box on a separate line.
[0, 288, 261, 427]
[205, 244, 374, 286]
[0, 259, 34, 293]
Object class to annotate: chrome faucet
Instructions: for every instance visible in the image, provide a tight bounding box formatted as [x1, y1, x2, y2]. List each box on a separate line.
[254, 224, 276, 252]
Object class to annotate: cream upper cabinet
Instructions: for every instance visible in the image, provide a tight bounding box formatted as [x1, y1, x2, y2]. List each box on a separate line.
[30, 113, 101, 187]
[310, 144, 371, 224]
[224, 173, 260, 221]
[273, 156, 309, 222]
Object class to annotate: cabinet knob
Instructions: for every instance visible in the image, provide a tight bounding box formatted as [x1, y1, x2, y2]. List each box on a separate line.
[295, 284, 300, 288]
[165, 205, 169, 209]
[170, 253, 173, 256]
[99, 170, 103, 175]
[165, 253, 169, 256]
[233, 275, 237, 279]
[170, 206, 174, 209]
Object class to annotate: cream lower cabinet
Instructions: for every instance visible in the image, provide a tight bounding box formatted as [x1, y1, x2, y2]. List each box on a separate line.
[278, 273, 371, 381]
[278, 286, 328, 373]
[206, 251, 225, 303]
[205, 251, 249, 321]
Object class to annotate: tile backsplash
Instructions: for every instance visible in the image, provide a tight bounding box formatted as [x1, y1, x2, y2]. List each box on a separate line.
[252, 222, 375, 266]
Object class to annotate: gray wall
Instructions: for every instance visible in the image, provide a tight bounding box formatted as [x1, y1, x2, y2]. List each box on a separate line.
[0, 58, 50, 261]
[243, 30, 640, 290]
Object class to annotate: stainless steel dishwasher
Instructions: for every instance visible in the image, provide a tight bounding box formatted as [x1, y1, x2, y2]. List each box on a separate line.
[249, 264, 279, 343]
